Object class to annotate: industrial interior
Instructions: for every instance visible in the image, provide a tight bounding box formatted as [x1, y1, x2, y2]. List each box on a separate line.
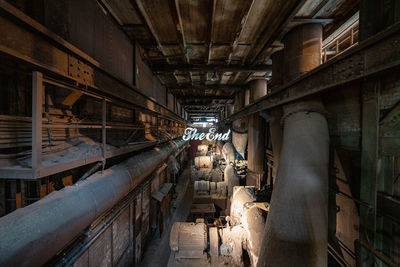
[0, 0, 399, 266]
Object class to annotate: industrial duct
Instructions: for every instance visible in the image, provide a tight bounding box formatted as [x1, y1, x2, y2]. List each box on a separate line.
[222, 142, 235, 164]
[0, 140, 186, 267]
[232, 131, 247, 160]
[224, 165, 240, 213]
[257, 99, 329, 267]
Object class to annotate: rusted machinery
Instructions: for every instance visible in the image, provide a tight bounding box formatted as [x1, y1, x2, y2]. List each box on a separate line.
[169, 186, 268, 267]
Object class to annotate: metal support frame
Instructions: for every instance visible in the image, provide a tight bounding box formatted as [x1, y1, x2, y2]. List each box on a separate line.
[102, 98, 107, 171]
[32, 71, 43, 173]
[355, 240, 398, 267]
[228, 22, 400, 121]
[360, 79, 380, 265]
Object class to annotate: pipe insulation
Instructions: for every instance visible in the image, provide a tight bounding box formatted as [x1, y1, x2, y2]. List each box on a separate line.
[232, 131, 248, 159]
[222, 142, 235, 164]
[0, 139, 187, 267]
[257, 99, 329, 267]
[224, 165, 240, 200]
[224, 165, 240, 213]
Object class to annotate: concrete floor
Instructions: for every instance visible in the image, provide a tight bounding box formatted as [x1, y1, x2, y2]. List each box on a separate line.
[140, 165, 194, 267]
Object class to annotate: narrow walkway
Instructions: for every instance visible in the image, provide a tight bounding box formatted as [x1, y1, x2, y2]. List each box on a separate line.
[140, 165, 193, 267]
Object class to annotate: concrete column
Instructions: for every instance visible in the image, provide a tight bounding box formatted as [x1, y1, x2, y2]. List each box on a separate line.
[248, 79, 267, 104]
[234, 90, 244, 113]
[258, 24, 329, 267]
[283, 23, 322, 83]
[247, 79, 267, 188]
[244, 88, 250, 106]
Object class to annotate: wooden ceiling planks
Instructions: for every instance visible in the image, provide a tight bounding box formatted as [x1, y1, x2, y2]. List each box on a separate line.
[101, 0, 360, 113]
[296, 0, 327, 17]
[246, 0, 301, 64]
[313, 0, 348, 18]
[178, 0, 212, 64]
[135, 0, 184, 63]
[103, 0, 142, 25]
[136, 0, 180, 44]
[178, 0, 212, 44]
[211, 0, 252, 44]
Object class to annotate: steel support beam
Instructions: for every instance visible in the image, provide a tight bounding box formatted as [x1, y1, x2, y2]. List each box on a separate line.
[169, 84, 243, 90]
[360, 79, 380, 265]
[152, 64, 272, 73]
[32, 72, 43, 173]
[228, 23, 400, 121]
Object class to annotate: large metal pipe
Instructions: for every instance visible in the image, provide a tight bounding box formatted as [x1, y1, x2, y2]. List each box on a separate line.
[224, 165, 240, 213]
[248, 79, 267, 104]
[258, 24, 328, 267]
[257, 100, 329, 267]
[222, 142, 235, 164]
[0, 140, 186, 267]
[232, 131, 248, 160]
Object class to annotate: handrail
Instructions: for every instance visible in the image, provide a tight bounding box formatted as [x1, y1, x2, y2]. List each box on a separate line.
[355, 240, 398, 267]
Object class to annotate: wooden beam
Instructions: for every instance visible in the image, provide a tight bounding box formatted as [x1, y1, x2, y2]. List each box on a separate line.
[247, 0, 306, 64]
[207, 0, 216, 65]
[135, 0, 170, 63]
[32, 71, 43, 172]
[152, 64, 272, 73]
[173, 0, 187, 63]
[185, 109, 221, 113]
[310, 0, 329, 18]
[177, 95, 233, 100]
[291, 17, 333, 24]
[170, 84, 243, 90]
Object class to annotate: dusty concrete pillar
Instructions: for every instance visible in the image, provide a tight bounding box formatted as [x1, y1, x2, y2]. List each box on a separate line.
[234, 90, 245, 112]
[249, 79, 267, 104]
[244, 88, 250, 106]
[283, 23, 322, 83]
[247, 79, 267, 187]
[258, 24, 329, 267]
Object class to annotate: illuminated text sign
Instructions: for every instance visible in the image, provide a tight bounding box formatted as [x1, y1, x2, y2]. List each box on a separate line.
[182, 127, 230, 141]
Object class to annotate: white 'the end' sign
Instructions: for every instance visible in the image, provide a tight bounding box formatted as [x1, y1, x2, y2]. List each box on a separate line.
[182, 127, 230, 141]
